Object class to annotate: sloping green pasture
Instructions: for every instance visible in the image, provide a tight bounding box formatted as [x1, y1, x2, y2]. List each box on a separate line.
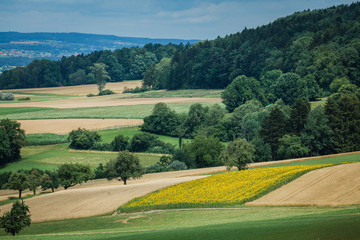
[1, 206, 359, 239]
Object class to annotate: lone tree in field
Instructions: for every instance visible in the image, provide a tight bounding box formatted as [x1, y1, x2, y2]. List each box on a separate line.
[0, 200, 31, 236]
[6, 172, 29, 198]
[90, 63, 110, 92]
[105, 151, 144, 185]
[220, 138, 255, 170]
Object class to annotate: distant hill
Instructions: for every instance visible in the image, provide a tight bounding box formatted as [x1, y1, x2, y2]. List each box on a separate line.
[0, 32, 199, 70]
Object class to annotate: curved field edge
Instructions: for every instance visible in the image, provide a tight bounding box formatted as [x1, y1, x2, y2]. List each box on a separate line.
[118, 164, 338, 213]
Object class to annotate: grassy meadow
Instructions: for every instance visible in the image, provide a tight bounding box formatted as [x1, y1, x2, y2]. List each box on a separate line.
[0, 206, 359, 239]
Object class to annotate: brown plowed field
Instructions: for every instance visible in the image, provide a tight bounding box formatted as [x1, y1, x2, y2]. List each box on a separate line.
[18, 119, 144, 134]
[246, 162, 360, 206]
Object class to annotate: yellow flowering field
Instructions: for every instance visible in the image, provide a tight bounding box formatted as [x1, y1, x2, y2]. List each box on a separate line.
[120, 164, 331, 212]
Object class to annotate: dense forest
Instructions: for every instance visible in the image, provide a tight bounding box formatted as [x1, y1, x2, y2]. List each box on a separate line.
[0, 43, 186, 89]
[144, 2, 360, 96]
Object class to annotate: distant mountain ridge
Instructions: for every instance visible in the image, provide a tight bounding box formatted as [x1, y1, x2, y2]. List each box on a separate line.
[0, 32, 199, 70]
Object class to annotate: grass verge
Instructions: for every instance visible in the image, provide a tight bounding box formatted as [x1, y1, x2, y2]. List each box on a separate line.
[0, 144, 161, 172]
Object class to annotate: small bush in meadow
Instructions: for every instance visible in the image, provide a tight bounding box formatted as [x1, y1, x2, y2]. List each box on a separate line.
[87, 93, 96, 97]
[18, 97, 31, 101]
[166, 160, 187, 171]
[98, 89, 116, 96]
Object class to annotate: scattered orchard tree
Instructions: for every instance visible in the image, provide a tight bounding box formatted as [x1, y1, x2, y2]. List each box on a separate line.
[104, 151, 144, 185]
[40, 170, 60, 192]
[6, 172, 29, 198]
[0, 200, 31, 236]
[58, 163, 94, 189]
[27, 169, 42, 195]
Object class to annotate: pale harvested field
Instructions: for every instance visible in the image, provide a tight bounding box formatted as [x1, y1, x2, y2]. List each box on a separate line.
[0, 96, 222, 109]
[7, 81, 142, 96]
[1, 155, 359, 222]
[18, 119, 144, 134]
[246, 162, 360, 206]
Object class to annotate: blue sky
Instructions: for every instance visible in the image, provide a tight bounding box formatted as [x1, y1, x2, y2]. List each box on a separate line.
[0, 0, 357, 40]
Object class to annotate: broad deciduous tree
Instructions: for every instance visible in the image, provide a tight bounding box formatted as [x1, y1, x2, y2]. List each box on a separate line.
[104, 151, 144, 185]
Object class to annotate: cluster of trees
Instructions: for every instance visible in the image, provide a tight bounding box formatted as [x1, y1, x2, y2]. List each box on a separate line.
[68, 128, 175, 154]
[143, 3, 360, 99]
[0, 166, 87, 197]
[0, 43, 185, 89]
[142, 84, 360, 164]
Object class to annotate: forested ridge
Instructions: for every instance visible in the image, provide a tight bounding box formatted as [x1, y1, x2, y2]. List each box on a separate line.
[0, 43, 186, 89]
[145, 2, 360, 94]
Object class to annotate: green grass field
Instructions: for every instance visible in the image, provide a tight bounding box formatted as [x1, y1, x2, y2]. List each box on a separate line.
[133, 89, 222, 98]
[1, 206, 359, 239]
[0, 102, 224, 120]
[0, 92, 76, 103]
[259, 153, 360, 168]
[0, 144, 161, 172]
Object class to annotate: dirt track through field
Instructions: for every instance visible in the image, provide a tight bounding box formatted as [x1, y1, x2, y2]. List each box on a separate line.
[18, 119, 144, 134]
[246, 162, 360, 206]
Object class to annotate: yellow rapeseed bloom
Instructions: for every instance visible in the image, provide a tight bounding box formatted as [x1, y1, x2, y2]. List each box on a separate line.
[122, 164, 330, 210]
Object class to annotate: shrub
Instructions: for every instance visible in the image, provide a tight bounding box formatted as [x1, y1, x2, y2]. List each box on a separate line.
[166, 160, 187, 171]
[87, 93, 96, 97]
[123, 86, 149, 93]
[68, 128, 101, 150]
[111, 134, 129, 151]
[98, 89, 116, 96]
[91, 142, 113, 151]
[1, 92, 14, 101]
[145, 163, 164, 173]
[18, 97, 30, 101]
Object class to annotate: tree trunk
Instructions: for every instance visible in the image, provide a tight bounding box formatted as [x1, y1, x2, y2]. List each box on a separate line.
[19, 190, 22, 199]
[123, 178, 127, 185]
[33, 189, 36, 195]
[51, 187, 54, 192]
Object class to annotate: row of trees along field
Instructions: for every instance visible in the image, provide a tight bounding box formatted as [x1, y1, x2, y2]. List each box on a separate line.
[0, 150, 145, 200]
[0, 43, 185, 89]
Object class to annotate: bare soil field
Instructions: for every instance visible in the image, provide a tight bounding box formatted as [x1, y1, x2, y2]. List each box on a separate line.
[8, 81, 142, 96]
[18, 119, 144, 134]
[0, 96, 222, 109]
[246, 162, 360, 206]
